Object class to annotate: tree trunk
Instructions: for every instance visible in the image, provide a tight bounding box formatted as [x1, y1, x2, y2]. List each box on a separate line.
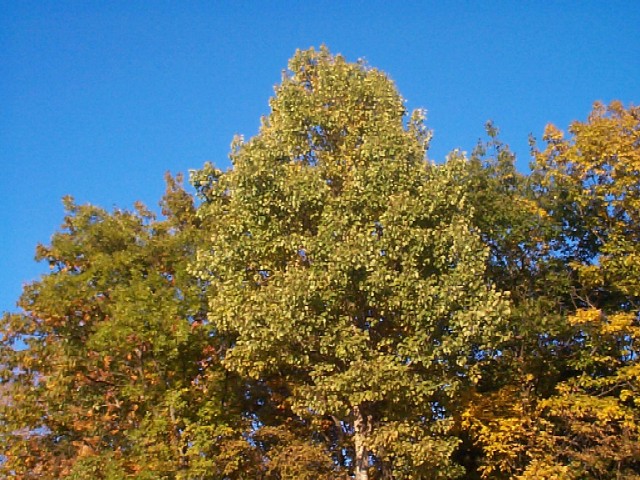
[353, 405, 369, 480]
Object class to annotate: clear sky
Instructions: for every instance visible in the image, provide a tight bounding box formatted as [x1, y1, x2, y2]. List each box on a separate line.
[2, 1, 639, 315]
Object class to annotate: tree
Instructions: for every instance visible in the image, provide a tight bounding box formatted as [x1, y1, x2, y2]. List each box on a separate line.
[1, 173, 341, 479]
[522, 102, 640, 478]
[6, 46, 636, 479]
[461, 103, 640, 478]
[452, 126, 577, 478]
[191, 47, 510, 479]
[0, 175, 247, 478]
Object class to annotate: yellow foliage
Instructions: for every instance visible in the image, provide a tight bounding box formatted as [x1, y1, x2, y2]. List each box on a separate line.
[601, 312, 637, 335]
[518, 459, 574, 480]
[567, 308, 601, 326]
[462, 386, 538, 478]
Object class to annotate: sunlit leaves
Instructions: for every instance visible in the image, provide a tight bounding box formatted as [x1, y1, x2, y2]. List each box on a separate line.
[192, 47, 509, 478]
[1, 48, 638, 479]
[0, 175, 216, 478]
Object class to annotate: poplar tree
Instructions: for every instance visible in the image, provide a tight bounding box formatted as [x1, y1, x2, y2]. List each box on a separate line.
[191, 47, 510, 479]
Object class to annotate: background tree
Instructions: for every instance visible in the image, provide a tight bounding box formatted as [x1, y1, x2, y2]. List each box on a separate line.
[1, 173, 341, 480]
[0, 175, 251, 479]
[453, 126, 577, 478]
[461, 103, 640, 479]
[521, 102, 640, 479]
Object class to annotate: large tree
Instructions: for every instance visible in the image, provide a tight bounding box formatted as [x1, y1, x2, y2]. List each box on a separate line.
[191, 47, 510, 479]
[1, 174, 343, 479]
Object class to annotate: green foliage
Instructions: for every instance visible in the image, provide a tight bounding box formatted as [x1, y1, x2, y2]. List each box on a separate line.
[0, 175, 239, 478]
[521, 102, 640, 478]
[2, 48, 639, 479]
[191, 47, 510, 479]
[461, 103, 640, 479]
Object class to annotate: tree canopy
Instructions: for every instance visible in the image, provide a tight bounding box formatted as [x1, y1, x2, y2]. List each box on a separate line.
[2, 47, 639, 479]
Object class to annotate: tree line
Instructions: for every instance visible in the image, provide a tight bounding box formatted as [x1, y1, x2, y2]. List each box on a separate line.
[1, 47, 639, 479]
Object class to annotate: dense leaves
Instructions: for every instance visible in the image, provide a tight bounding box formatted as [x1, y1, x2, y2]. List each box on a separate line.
[191, 47, 508, 479]
[1, 48, 638, 478]
[1, 176, 210, 477]
[461, 103, 640, 479]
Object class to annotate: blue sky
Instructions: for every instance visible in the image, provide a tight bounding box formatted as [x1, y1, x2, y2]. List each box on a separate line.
[2, 2, 639, 314]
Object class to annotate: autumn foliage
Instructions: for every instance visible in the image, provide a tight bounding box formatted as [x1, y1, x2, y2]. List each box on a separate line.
[2, 48, 639, 479]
